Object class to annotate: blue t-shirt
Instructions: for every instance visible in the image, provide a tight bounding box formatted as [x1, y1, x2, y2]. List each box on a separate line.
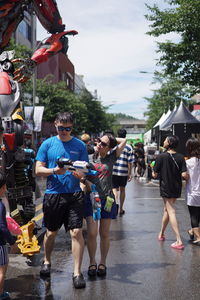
[36, 136, 89, 194]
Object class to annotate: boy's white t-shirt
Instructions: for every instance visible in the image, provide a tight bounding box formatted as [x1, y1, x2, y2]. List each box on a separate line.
[186, 157, 200, 206]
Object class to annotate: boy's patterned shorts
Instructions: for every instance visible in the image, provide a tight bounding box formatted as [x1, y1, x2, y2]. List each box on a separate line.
[0, 245, 8, 266]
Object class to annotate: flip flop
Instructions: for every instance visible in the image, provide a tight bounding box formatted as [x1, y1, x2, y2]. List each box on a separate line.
[158, 235, 165, 241]
[171, 242, 184, 250]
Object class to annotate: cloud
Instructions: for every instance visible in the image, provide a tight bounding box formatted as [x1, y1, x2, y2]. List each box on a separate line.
[36, 0, 167, 118]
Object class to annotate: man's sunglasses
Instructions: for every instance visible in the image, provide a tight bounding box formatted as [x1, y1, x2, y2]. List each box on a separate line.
[97, 138, 108, 147]
[57, 126, 73, 132]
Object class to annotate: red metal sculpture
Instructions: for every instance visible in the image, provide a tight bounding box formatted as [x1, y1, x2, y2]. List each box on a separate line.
[0, 0, 77, 224]
[0, 0, 78, 82]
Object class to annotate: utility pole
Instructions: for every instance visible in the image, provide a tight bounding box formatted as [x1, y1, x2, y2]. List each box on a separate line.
[31, 6, 37, 147]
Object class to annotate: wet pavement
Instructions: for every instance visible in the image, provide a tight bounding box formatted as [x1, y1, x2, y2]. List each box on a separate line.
[5, 178, 200, 300]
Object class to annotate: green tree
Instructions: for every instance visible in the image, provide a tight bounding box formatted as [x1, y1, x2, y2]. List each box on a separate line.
[113, 113, 138, 120]
[6, 38, 32, 61]
[23, 79, 116, 134]
[145, 0, 200, 89]
[144, 74, 194, 129]
[78, 89, 116, 134]
[23, 77, 88, 134]
[6, 39, 117, 134]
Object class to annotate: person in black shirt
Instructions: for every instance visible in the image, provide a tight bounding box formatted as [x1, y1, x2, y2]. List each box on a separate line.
[153, 136, 187, 250]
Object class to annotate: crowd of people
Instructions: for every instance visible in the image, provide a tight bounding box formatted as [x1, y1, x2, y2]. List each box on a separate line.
[0, 111, 200, 297]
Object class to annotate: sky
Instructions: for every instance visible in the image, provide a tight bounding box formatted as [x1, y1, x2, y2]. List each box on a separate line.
[37, 0, 169, 119]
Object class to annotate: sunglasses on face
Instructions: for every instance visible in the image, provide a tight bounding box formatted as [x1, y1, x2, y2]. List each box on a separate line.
[57, 126, 72, 132]
[97, 138, 108, 148]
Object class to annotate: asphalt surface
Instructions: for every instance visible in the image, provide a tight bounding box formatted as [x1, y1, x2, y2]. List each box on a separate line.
[5, 178, 200, 300]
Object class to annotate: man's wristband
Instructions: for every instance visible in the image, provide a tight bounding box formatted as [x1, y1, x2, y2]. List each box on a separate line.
[52, 168, 56, 175]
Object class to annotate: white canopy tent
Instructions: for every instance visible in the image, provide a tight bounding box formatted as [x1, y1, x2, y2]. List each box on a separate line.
[144, 129, 152, 145]
[153, 109, 171, 128]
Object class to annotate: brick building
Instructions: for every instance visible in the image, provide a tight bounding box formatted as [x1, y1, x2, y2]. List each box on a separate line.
[36, 53, 75, 91]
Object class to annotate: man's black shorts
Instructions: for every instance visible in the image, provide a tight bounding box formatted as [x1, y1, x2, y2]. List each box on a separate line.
[43, 191, 84, 232]
[112, 175, 128, 188]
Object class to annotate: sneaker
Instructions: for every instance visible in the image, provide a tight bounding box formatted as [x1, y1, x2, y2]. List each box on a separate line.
[72, 273, 86, 289]
[40, 262, 51, 277]
[0, 291, 10, 299]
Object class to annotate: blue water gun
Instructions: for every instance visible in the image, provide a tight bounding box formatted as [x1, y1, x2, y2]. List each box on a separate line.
[56, 157, 97, 176]
[90, 184, 101, 220]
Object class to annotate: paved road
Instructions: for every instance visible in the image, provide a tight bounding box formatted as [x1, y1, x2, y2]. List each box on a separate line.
[5, 178, 200, 300]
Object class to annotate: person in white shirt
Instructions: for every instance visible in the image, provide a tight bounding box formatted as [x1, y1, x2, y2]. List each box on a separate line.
[185, 138, 200, 245]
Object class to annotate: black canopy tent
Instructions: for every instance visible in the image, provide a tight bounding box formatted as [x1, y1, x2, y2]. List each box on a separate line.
[160, 102, 200, 155]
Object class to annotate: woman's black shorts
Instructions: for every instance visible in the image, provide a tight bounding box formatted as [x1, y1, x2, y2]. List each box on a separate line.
[43, 191, 84, 232]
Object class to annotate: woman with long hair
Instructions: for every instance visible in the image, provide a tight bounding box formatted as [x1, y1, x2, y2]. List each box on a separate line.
[82, 133, 126, 277]
[185, 138, 200, 245]
[152, 135, 187, 250]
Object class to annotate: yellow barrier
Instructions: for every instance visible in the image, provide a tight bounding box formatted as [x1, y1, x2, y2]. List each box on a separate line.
[16, 221, 40, 256]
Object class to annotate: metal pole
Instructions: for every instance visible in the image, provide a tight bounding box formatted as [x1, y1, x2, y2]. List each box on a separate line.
[31, 7, 36, 147]
[32, 71, 36, 146]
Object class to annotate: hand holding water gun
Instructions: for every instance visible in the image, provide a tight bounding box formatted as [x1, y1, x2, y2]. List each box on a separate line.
[56, 157, 97, 176]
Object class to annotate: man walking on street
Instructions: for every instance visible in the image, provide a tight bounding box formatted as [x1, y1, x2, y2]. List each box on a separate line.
[112, 129, 134, 215]
[35, 112, 88, 289]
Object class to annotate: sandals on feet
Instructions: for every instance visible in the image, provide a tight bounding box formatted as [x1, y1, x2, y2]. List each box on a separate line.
[192, 240, 200, 246]
[97, 264, 107, 277]
[158, 235, 165, 241]
[119, 210, 125, 216]
[88, 264, 97, 277]
[171, 242, 184, 250]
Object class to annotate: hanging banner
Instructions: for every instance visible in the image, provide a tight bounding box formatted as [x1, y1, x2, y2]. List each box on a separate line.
[24, 106, 34, 133]
[33, 106, 44, 132]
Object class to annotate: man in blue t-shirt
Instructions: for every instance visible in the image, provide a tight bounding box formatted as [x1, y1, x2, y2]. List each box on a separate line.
[36, 112, 88, 289]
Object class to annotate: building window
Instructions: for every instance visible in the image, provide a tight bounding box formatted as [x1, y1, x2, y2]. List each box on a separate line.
[28, 25, 32, 42]
[18, 20, 31, 42]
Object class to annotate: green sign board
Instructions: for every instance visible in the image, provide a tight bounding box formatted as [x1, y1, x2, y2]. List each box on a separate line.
[126, 133, 144, 145]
